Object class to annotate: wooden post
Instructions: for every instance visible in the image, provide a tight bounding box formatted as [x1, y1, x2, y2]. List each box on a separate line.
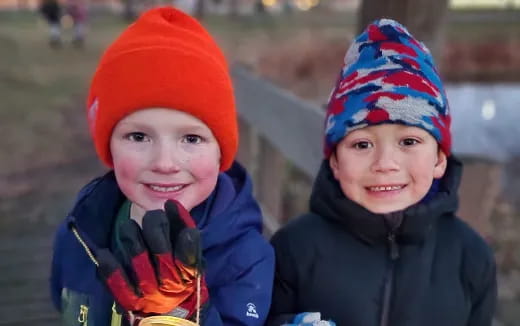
[457, 159, 502, 241]
[237, 117, 260, 181]
[282, 164, 313, 224]
[256, 138, 285, 236]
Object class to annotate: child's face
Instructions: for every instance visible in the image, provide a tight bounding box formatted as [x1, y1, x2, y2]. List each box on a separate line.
[110, 108, 221, 217]
[329, 124, 447, 214]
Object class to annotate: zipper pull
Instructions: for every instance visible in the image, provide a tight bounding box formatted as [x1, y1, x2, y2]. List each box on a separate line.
[111, 302, 123, 326]
[78, 304, 89, 325]
[388, 233, 400, 260]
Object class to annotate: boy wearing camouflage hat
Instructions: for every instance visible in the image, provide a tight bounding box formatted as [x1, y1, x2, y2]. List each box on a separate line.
[268, 19, 496, 326]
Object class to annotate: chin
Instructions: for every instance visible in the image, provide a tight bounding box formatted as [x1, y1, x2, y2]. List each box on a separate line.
[137, 200, 166, 212]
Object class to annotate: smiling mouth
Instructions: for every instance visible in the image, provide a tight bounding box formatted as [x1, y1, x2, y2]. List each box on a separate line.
[147, 184, 185, 192]
[367, 185, 406, 192]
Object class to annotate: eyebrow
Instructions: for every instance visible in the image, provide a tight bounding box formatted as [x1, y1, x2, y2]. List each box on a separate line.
[117, 121, 211, 134]
[177, 124, 209, 132]
[115, 121, 152, 131]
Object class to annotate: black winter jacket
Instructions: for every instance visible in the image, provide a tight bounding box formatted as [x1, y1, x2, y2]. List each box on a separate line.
[268, 157, 496, 326]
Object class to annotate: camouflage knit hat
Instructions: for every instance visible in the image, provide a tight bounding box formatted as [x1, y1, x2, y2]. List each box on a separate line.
[324, 18, 451, 157]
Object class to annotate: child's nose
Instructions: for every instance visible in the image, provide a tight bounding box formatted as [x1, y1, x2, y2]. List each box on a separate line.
[371, 147, 400, 173]
[151, 142, 181, 174]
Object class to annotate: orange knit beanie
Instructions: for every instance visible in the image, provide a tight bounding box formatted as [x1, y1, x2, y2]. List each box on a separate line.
[86, 6, 237, 171]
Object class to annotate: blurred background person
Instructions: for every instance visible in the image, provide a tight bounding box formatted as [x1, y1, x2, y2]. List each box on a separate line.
[65, 0, 88, 47]
[38, 0, 62, 48]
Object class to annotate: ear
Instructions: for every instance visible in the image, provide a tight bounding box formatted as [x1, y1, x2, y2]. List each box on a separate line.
[433, 150, 448, 179]
[329, 152, 340, 180]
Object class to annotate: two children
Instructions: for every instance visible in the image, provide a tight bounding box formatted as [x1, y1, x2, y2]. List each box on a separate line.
[50, 7, 274, 325]
[268, 19, 497, 325]
[50, 10, 496, 326]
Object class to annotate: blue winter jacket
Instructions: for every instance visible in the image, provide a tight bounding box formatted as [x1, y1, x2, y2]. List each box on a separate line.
[50, 162, 275, 325]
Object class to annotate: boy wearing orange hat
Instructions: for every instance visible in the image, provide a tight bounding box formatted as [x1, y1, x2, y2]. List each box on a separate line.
[50, 7, 274, 326]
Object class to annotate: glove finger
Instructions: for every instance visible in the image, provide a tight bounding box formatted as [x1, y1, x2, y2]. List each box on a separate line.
[142, 209, 173, 255]
[164, 199, 201, 275]
[175, 227, 203, 270]
[164, 200, 196, 239]
[96, 248, 140, 311]
[141, 209, 182, 285]
[119, 219, 158, 296]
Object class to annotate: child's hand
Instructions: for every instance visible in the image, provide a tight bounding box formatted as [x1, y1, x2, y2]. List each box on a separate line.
[283, 312, 336, 326]
[95, 200, 208, 325]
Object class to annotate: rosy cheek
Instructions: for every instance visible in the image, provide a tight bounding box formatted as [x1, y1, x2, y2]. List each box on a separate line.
[114, 158, 135, 179]
[191, 152, 219, 181]
[113, 158, 140, 197]
[191, 165, 219, 186]
[189, 149, 220, 174]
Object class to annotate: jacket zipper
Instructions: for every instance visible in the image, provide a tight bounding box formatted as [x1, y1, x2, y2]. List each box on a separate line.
[70, 225, 123, 326]
[379, 231, 400, 326]
[72, 224, 123, 326]
[111, 302, 123, 326]
[78, 304, 89, 325]
[71, 224, 99, 267]
[69, 225, 96, 326]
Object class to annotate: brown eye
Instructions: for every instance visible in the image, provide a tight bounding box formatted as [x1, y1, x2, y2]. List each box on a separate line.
[400, 138, 419, 146]
[183, 134, 203, 144]
[353, 141, 373, 149]
[126, 132, 148, 142]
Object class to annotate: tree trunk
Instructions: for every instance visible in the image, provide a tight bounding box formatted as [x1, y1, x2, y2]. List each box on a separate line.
[357, 0, 449, 63]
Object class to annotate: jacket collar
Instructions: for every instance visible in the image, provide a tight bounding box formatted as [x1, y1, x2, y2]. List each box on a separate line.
[67, 162, 262, 251]
[68, 170, 126, 249]
[310, 157, 462, 245]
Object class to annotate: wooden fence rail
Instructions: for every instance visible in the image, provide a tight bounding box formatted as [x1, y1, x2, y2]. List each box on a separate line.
[232, 65, 324, 236]
[231, 64, 520, 239]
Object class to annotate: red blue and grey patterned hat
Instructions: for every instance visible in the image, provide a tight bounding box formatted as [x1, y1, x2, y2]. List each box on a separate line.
[324, 19, 451, 157]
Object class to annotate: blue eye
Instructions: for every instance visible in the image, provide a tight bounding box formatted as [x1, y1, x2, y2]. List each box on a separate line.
[400, 138, 420, 146]
[126, 132, 149, 142]
[183, 134, 203, 144]
[353, 141, 373, 149]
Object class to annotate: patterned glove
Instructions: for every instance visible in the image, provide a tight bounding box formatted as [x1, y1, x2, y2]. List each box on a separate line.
[283, 312, 336, 326]
[96, 200, 209, 325]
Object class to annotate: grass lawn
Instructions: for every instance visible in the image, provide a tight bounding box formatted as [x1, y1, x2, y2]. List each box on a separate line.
[0, 11, 127, 174]
[0, 10, 128, 230]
